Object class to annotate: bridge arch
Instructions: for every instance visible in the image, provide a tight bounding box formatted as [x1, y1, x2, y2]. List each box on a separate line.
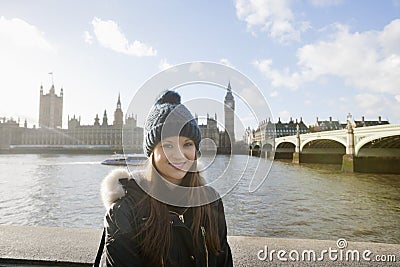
[262, 143, 274, 159]
[249, 141, 262, 157]
[275, 139, 296, 149]
[355, 133, 400, 156]
[262, 143, 273, 151]
[297, 138, 346, 164]
[274, 141, 295, 159]
[249, 141, 261, 150]
[300, 137, 346, 151]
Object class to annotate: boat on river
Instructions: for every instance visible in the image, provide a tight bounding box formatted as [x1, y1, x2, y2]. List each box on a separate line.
[101, 153, 147, 166]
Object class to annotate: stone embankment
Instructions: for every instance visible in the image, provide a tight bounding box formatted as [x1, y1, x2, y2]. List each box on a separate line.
[0, 225, 399, 266]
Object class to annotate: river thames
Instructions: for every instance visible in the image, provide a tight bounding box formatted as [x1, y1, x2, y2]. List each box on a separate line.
[0, 154, 399, 244]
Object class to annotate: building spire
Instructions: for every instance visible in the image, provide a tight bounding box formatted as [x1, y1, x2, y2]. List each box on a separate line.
[114, 93, 124, 127]
[227, 81, 232, 92]
[102, 109, 108, 126]
[94, 114, 100, 126]
[117, 93, 121, 109]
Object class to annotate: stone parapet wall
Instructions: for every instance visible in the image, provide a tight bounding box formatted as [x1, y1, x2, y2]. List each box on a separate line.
[0, 225, 399, 266]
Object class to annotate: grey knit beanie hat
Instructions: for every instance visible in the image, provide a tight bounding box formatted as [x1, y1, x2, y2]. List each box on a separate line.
[144, 90, 201, 157]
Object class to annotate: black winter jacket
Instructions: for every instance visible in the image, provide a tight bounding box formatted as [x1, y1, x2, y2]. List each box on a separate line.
[98, 169, 233, 267]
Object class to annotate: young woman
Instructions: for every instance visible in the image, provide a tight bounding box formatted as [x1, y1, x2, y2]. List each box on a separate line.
[96, 91, 233, 267]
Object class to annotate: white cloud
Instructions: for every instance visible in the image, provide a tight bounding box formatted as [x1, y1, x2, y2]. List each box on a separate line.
[188, 62, 216, 79]
[395, 95, 400, 102]
[0, 17, 56, 126]
[0, 16, 54, 51]
[270, 90, 278, 97]
[91, 17, 157, 57]
[159, 58, 173, 71]
[255, 19, 400, 96]
[354, 93, 382, 114]
[235, 0, 309, 43]
[83, 31, 93, 44]
[309, 0, 343, 7]
[253, 58, 316, 90]
[354, 93, 399, 121]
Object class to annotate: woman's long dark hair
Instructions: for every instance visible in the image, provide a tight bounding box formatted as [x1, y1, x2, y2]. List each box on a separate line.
[137, 154, 221, 266]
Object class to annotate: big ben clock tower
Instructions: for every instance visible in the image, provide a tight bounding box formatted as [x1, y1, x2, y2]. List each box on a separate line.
[224, 82, 235, 145]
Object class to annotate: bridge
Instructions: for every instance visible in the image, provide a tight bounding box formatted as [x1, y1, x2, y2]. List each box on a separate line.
[250, 123, 400, 173]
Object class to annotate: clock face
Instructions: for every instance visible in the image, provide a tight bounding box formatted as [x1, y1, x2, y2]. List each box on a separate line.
[226, 101, 233, 108]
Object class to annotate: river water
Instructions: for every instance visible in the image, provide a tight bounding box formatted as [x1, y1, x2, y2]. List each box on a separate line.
[0, 154, 399, 244]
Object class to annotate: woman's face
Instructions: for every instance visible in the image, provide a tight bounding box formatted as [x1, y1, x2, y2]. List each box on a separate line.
[153, 136, 196, 185]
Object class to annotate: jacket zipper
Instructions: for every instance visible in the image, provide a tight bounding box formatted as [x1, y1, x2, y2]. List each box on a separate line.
[200, 226, 209, 267]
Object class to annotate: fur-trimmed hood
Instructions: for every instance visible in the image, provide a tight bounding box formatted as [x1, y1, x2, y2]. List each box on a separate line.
[101, 168, 131, 209]
[100, 167, 221, 210]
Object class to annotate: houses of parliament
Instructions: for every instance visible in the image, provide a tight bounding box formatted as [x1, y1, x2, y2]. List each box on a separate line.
[0, 83, 236, 153]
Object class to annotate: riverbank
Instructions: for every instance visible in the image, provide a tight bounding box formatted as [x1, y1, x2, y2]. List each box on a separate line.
[0, 147, 124, 154]
[0, 225, 398, 266]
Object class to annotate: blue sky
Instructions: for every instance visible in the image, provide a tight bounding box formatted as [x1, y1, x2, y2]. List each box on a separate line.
[0, 0, 399, 136]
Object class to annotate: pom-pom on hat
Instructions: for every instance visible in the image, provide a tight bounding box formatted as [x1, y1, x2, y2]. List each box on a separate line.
[144, 90, 201, 157]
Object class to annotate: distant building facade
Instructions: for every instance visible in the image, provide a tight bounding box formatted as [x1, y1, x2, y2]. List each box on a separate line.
[194, 83, 236, 154]
[247, 117, 309, 143]
[39, 84, 63, 129]
[0, 118, 21, 150]
[196, 114, 220, 150]
[271, 117, 308, 138]
[309, 117, 342, 132]
[0, 85, 143, 153]
[308, 115, 389, 132]
[1, 82, 238, 153]
[353, 116, 389, 128]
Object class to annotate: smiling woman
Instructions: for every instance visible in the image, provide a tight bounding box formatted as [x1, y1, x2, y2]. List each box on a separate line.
[96, 90, 233, 267]
[154, 136, 197, 185]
